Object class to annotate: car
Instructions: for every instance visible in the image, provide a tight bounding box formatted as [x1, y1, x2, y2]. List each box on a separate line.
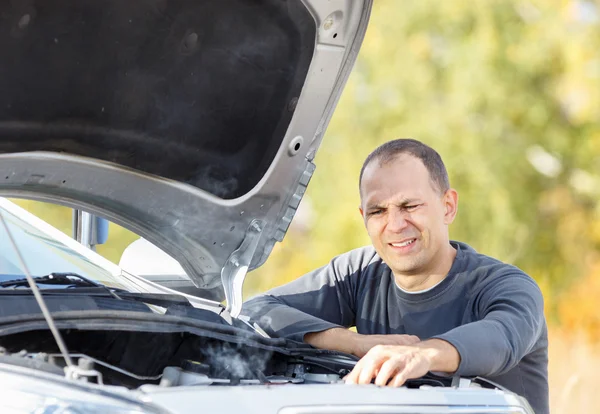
[0, 0, 534, 412]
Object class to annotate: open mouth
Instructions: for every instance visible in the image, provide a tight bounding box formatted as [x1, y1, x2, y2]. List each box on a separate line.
[389, 238, 417, 248]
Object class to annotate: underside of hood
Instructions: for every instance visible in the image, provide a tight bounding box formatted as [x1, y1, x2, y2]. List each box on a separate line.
[0, 0, 316, 200]
[0, 0, 372, 306]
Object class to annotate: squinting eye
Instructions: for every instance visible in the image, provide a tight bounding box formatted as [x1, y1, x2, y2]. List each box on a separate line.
[370, 210, 383, 216]
[405, 205, 419, 211]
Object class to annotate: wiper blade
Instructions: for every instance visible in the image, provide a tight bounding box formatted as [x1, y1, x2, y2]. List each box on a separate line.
[0, 285, 193, 308]
[0, 271, 196, 309]
[0, 272, 105, 289]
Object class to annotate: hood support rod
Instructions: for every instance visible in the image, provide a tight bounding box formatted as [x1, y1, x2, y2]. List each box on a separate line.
[0, 211, 74, 368]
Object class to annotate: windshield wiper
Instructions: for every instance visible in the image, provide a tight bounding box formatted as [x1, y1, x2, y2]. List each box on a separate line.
[0, 272, 194, 308]
[0, 272, 106, 289]
[0, 271, 128, 301]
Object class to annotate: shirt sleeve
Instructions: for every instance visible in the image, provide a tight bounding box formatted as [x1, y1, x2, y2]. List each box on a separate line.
[241, 249, 367, 342]
[433, 272, 545, 377]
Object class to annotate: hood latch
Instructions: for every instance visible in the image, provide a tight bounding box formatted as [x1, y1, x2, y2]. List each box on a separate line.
[220, 219, 264, 319]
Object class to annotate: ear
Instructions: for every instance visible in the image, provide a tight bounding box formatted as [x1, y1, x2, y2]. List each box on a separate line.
[443, 189, 459, 225]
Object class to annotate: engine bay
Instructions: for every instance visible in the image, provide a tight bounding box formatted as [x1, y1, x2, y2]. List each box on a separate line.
[0, 327, 356, 388]
[0, 327, 458, 390]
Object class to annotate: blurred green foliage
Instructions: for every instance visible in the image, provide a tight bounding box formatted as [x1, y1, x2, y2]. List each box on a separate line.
[9, 1, 600, 332]
[245, 0, 600, 324]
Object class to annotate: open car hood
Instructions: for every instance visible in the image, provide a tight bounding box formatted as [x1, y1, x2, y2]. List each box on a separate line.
[0, 0, 372, 309]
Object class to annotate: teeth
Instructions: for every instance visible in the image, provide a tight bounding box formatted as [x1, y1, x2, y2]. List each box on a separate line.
[391, 239, 415, 247]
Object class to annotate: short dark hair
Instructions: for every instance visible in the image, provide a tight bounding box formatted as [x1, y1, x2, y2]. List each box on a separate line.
[359, 138, 450, 195]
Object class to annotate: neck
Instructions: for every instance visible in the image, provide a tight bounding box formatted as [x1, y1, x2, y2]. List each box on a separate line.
[394, 242, 457, 292]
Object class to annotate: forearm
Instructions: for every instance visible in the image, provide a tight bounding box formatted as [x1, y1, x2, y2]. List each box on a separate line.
[305, 328, 422, 358]
[242, 257, 359, 341]
[415, 338, 460, 373]
[304, 327, 360, 355]
[242, 295, 343, 342]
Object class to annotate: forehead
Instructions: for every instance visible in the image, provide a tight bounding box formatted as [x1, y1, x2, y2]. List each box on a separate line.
[360, 154, 436, 204]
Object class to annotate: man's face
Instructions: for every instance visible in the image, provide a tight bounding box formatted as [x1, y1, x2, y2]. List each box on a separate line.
[359, 154, 457, 277]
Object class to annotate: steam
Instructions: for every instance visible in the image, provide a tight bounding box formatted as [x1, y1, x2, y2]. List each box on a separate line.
[203, 341, 273, 380]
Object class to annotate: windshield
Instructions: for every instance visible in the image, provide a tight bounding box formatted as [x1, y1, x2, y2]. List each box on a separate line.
[0, 204, 129, 290]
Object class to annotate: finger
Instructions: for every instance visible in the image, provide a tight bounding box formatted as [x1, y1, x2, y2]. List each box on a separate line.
[344, 355, 365, 384]
[396, 335, 419, 345]
[375, 358, 404, 386]
[388, 357, 422, 387]
[407, 335, 420, 344]
[358, 356, 382, 384]
[356, 345, 389, 384]
[345, 346, 389, 385]
[389, 335, 418, 346]
[389, 371, 407, 387]
[342, 370, 379, 382]
[344, 359, 365, 384]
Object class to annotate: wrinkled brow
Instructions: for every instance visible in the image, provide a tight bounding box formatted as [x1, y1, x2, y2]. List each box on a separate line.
[367, 198, 419, 211]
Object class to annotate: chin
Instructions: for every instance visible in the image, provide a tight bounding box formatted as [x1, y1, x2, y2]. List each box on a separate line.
[390, 255, 428, 274]
[393, 265, 422, 275]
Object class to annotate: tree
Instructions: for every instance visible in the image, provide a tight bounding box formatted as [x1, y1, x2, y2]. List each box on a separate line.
[245, 0, 600, 324]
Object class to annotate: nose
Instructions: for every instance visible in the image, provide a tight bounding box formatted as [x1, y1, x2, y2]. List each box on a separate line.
[386, 208, 409, 233]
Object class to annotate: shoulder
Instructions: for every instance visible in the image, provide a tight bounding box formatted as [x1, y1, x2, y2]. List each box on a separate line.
[452, 241, 542, 298]
[328, 245, 389, 279]
[454, 241, 529, 277]
[331, 245, 383, 269]
[326, 246, 393, 297]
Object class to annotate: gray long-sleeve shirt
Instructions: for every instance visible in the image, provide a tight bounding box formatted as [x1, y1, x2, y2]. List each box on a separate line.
[242, 241, 548, 414]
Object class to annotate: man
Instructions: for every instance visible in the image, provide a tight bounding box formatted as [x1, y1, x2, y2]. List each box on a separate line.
[242, 139, 548, 414]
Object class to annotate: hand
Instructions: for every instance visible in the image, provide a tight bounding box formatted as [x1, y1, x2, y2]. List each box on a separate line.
[351, 334, 420, 358]
[344, 344, 433, 386]
[344, 339, 460, 387]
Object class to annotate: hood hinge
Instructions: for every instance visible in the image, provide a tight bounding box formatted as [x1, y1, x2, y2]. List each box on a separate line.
[273, 160, 315, 242]
[220, 219, 264, 319]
